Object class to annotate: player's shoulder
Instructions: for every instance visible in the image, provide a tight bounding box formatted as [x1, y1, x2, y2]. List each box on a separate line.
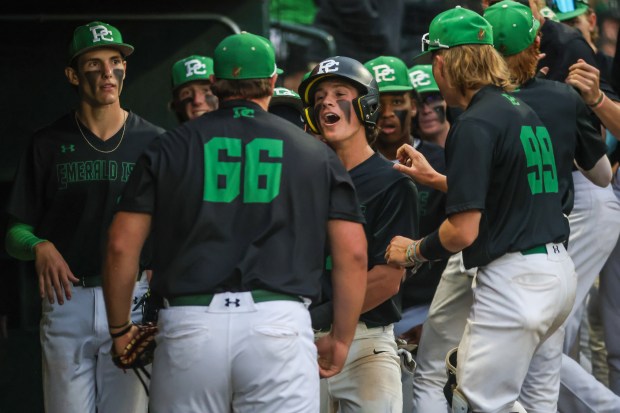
[126, 112, 166, 135]
[29, 112, 75, 145]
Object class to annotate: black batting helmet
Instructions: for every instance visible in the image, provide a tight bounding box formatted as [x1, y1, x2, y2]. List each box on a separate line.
[298, 56, 380, 135]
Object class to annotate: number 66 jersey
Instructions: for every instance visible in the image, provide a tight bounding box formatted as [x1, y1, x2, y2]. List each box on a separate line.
[116, 99, 364, 300]
[444, 85, 574, 270]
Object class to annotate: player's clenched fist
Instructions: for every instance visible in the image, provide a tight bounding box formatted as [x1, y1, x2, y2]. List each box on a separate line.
[385, 235, 416, 267]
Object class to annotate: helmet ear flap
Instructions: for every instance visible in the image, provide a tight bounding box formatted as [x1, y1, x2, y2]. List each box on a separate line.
[303, 106, 321, 135]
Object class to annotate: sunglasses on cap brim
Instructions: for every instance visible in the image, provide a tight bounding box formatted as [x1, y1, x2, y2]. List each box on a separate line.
[552, 0, 580, 13]
[421, 33, 450, 52]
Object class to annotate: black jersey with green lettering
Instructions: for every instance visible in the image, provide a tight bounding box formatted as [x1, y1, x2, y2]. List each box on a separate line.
[6, 111, 164, 277]
[117, 100, 364, 301]
[445, 85, 569, 269]
[513, 77, 607, 214]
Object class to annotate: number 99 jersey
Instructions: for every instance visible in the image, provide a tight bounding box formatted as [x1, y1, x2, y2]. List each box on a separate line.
[444, 85, 569, 269]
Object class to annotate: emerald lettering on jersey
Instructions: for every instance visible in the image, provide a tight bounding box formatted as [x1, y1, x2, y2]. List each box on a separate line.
[519, 126, 558, 195]
[203, 137, 283, 203]
[56, 160, 129, 189]
[233, 107, 255, 118]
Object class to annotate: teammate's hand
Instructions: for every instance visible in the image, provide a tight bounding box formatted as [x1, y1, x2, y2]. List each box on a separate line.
[315, 333, 350, 378]
[34, 241, 79, 305]
[385, 235, 415, 267]
[393, 144, 437, 186]
[566, 59, 602, 106]
[399, 324, 423, 346]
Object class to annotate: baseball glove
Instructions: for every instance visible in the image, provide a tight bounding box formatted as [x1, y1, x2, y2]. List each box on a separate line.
[111, 323, 158, 370]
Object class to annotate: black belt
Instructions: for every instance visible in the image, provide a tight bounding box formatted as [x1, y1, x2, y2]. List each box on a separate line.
[73, 275, 103, 288]
[521, 245, 547, 255]
[167, 289, 303, 306]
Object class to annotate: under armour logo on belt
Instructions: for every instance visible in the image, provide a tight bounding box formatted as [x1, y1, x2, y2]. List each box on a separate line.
[225, 298, 241, 307]
[553, 245, 560, 254]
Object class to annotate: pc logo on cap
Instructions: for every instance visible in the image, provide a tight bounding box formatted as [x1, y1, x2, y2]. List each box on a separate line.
[408, 65, 440, 94]
[171, 55, 214, 90]
[68, 21, 134, 63]
[364, 56, 413, 93]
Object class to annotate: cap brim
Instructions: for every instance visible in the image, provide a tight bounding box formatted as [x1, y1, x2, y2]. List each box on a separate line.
[556, 5, 588, 21]
[70, 43, 134, 63]
[276, 67, 284, 75]
[411, 51, 433, 65]
[378, 85, 414, 93]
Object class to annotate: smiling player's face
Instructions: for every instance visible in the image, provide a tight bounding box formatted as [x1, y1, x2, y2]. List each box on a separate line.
[313, 80, 365, 145]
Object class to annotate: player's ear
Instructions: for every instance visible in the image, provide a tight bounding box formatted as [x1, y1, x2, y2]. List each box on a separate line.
[65, 66, 79, 86]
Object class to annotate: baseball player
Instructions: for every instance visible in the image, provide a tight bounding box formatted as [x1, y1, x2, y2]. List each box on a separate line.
[169, 54, 218, 123]
[385, 7, 577, 412]
[268, 86, 306, 130]
[408, 64, 451, 149]
[364, 55, 448, 413]
[4, 21, 164, 413]
[102, 32, 368, 413]
[299, 55, 419, 412]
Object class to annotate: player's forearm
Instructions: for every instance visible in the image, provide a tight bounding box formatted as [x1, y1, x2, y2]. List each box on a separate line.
[5, 219, 46, 261]
[361, 264, 404, 313]
[591, 95, 620, 139]
[103, 212, 151, 327]
[578, 155, 612, 187]
[328, 220, 367, 346]
[437, 211, 480, 252]
[418, 211, 480, 261]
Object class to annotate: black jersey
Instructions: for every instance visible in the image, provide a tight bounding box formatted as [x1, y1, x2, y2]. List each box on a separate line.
[445, 85, 569, 269]
[6, 111, 163, 277]
[513, 78, 607, 215]
[117, 100, 364, 301]
[402, 139, 447, 309]
[352, 153, 419, 326]
[310, 153, 419, 329]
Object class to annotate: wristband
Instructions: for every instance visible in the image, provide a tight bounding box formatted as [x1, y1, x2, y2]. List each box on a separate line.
[591, 93, 606, 110]
[419, 230, 453, 261]
[108, 320, 131, 330]
[588, 91, 604, 108]
[110, 324, 133, 338]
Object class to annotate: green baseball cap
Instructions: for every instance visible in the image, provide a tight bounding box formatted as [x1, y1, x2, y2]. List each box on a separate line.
[214, 31, 280, 80]
[364, 56, 412, 93]
[270, 87, 303, 111]
[408, 65, 440, 94]
[540, 6, 560, 22]
[419, 7, 494, 57]
[68, 21, 134, 63]
[171, 55, 214, 90]
[551, 0, 589, 21]
[484, 0, 541, 56]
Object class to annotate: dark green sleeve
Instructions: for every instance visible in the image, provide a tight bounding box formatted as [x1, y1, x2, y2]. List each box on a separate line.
[5, 218, 46, 261]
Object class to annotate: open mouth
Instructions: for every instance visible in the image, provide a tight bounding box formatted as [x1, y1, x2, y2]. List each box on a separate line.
[379, 123, 397, 134]
[323, 112, 341, 125]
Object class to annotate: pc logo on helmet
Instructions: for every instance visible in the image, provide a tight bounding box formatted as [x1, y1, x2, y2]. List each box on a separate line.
[317, 59, 340, 74]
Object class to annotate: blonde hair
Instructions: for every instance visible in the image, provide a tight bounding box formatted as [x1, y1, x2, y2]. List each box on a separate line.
[437, 44, 514, 95]
[504, 41, 540, 87]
